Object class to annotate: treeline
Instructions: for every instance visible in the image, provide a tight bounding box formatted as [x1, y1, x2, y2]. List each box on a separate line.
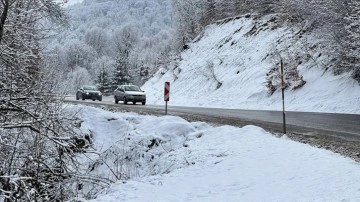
[47, 0, 360, 95]
[45, 0, 175, 94]
[0, 0, 98, 201]
[1, 0, 174, 200]
[173, 0, 360, 81]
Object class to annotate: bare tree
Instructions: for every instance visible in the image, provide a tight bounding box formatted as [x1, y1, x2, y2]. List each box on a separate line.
[85, 27, 109, 56]
[340, 0, 360, 81]
[112, 24, 139, 57]
[0, 0, 10, 45]
[198, 60, 222, 89]
[63, 40, 97, 72]
[0, 0, 95, 201]
[173, 0, 204, 49]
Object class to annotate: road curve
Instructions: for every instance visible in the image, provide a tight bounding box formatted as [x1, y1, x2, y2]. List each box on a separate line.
[64, 96, 360, 140]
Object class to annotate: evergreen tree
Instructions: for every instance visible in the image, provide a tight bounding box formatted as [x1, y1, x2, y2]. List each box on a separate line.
[96, 68, 112, 95]
[111, 53, 132, 90]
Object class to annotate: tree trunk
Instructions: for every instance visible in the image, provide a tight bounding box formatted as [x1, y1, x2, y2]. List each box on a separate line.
[0, 0, 9, 45]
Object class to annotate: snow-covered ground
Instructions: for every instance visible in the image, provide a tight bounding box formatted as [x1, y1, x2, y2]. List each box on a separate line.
[61, 0, 83, 7]
[66, 104, 360, 202]
[66, 14, 360, 202]
[142, 15, 360, 114]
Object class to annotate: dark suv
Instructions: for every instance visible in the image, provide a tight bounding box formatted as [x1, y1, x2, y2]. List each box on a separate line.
[76, 85, 102, 101]
[114, 85, 146, 105]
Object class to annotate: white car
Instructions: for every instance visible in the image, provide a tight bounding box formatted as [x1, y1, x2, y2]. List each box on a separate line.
[114, 85, 146, 105]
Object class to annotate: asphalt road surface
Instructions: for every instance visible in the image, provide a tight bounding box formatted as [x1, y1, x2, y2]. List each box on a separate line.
[65, 96, 360, 141]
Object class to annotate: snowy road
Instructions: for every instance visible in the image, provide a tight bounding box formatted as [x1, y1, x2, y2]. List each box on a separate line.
[64, 96, 360, 140]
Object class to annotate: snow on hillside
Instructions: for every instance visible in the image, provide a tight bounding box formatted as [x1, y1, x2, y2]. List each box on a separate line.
[66, 104, 360, 202]
[63, 0, 83, 7]
[142, 14, 360, 114]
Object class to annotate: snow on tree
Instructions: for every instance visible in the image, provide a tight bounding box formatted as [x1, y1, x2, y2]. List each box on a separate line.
[67, 66, 92, 93]
[112, 54, 132, 89]
[112, 24, 139, 57]
[173, 0, 203, 47]
[63, 40, 97, 72]
[85, 26, 109, 56]
[341, 0, 360, 81]
[44, 0, 176, 87]
[108, 24, 140, 88]
[92, 56, 115, 95]
[0, 1, 96, 201]
[96, 69, 112, 95]
[199, 0, 217, 26]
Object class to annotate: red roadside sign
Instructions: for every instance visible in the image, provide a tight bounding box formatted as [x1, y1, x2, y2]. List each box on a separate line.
[164, 81, 170, 101]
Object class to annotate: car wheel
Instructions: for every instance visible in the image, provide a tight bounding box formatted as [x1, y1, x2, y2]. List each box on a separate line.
[92, 98, 95, 101]
[82, 95, 85, 100]
[99, 98, 102, 101]
[142, 101, 146, 105]
[124, 97, 128, 104]
[76, 94, 79, 100]
[114, 96, 119, 104]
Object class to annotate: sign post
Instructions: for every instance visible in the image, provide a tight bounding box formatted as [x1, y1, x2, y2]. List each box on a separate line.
[164, 81, 170, 115]
[280, 59, 287, 134]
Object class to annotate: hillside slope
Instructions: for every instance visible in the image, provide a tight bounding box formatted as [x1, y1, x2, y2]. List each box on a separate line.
[142, 14, 360, 114]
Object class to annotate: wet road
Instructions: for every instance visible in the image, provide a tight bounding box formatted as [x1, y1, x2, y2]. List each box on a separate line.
[65, 96, 360, 140]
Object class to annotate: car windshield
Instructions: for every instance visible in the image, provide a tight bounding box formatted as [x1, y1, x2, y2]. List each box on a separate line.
[83, 86, 98, 91]
[124, 85, 141, 91]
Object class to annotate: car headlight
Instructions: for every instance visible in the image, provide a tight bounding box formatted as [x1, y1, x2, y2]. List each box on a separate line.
[99, 92, 102, 96]
[86, 92, 89, 95]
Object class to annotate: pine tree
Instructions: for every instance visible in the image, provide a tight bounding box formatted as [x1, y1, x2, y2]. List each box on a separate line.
[111, 53, 132, 90]
[96, 68, 112, 95]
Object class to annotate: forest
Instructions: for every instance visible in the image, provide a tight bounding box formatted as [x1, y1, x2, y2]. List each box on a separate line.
[0, 0, 359, 201]
[45, 0, 360, 94]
